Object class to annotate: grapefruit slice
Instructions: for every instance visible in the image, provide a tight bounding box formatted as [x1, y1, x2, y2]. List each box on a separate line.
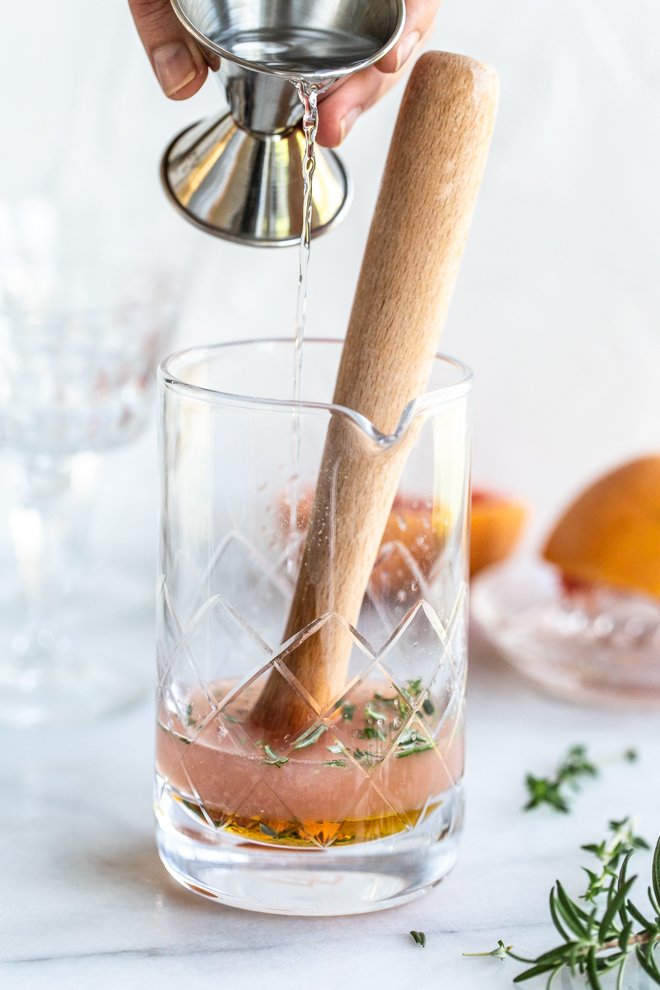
[543, 455, 660, 599]
[470, 490, 527, 576]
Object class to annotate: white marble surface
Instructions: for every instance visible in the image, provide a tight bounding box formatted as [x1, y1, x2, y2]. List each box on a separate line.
[3, 626, 659, 990]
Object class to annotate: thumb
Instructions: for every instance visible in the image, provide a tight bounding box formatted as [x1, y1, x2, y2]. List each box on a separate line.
[128, 0, 208, 100]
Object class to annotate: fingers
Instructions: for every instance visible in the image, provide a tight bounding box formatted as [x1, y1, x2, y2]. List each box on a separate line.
[316, 0, 441, 146]
[376, 0, 442, 74]
[316, 55, 418, 148]
[128, 0, 208, 100]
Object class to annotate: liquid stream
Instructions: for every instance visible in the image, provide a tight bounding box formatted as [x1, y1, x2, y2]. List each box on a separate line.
[157, 677, 463, 849]
[288, 80, 319, 573]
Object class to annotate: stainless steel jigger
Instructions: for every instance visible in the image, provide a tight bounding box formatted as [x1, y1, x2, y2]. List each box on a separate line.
[161, 0, 405, 247]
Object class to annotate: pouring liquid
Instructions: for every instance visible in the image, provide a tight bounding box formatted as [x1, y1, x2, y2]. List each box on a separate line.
[287, 81, 320, 574]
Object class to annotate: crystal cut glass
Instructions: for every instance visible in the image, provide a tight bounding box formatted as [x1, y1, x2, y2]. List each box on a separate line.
[155, 338, 472, 914]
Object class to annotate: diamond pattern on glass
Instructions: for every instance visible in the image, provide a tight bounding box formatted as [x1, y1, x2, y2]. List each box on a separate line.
[156, 510, 468, 847]
[368, 539, 433, 629]
[271, 610, 377, 716]
[198, 531, 291, 647]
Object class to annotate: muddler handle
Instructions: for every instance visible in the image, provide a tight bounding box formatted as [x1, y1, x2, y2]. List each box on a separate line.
[253, 52, 499, 737]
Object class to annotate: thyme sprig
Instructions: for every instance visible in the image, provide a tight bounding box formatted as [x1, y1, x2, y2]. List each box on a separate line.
[524, 745, 637, 814]
[465, 822, 660, 988]
[464, 939, 512, 961]
[582, 817, 649, 903]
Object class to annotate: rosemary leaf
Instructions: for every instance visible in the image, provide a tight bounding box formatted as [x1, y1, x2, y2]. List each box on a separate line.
[653, 837, 660, 907]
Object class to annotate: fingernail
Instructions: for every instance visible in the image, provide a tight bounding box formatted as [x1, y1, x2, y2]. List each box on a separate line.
[153, 42, 198, 96]
[340, 106, 363, 142]
[396, 31, 420, 71]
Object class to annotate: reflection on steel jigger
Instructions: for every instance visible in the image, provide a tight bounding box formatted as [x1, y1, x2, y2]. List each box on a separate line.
[161, 0, 405, 247]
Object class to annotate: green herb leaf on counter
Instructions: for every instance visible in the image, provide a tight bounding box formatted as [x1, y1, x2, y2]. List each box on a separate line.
[524, 745, 636, 814]
[410, 930, 427, 947]
[464, 822, 660, 987]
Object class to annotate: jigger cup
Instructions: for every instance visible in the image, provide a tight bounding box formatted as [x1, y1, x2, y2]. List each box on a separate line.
[161, 0, 405, 246]
[155, 339, 472, 915]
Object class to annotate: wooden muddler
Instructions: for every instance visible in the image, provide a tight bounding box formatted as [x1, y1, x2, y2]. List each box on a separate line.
[253, 52, 498, 737]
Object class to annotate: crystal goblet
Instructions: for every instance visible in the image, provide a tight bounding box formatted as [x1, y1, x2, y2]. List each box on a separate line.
[0, 258, 180, 726]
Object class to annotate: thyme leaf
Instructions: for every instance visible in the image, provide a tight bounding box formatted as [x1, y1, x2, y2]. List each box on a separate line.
[262, 744, 289, 767]
[357, 725, 387, 742]
[292, 724, 327, 749]
[524, 745, 635, 814]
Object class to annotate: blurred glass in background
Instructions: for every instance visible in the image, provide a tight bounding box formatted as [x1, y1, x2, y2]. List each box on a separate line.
[0, 200, 181, 724]
[0, 1, 196, 724]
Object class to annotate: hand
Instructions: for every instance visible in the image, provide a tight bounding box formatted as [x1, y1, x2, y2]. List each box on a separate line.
[128, 0, 442, 145]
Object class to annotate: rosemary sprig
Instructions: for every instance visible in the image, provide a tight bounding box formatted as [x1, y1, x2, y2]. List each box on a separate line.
[524, 745, 637, 814]
[466, 822, 660, 988]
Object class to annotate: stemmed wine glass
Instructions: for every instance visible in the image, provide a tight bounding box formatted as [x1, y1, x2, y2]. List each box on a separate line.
[0, 204, 181, 726]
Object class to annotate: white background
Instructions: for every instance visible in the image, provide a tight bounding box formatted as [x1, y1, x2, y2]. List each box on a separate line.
[2, 0, 659, 578]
